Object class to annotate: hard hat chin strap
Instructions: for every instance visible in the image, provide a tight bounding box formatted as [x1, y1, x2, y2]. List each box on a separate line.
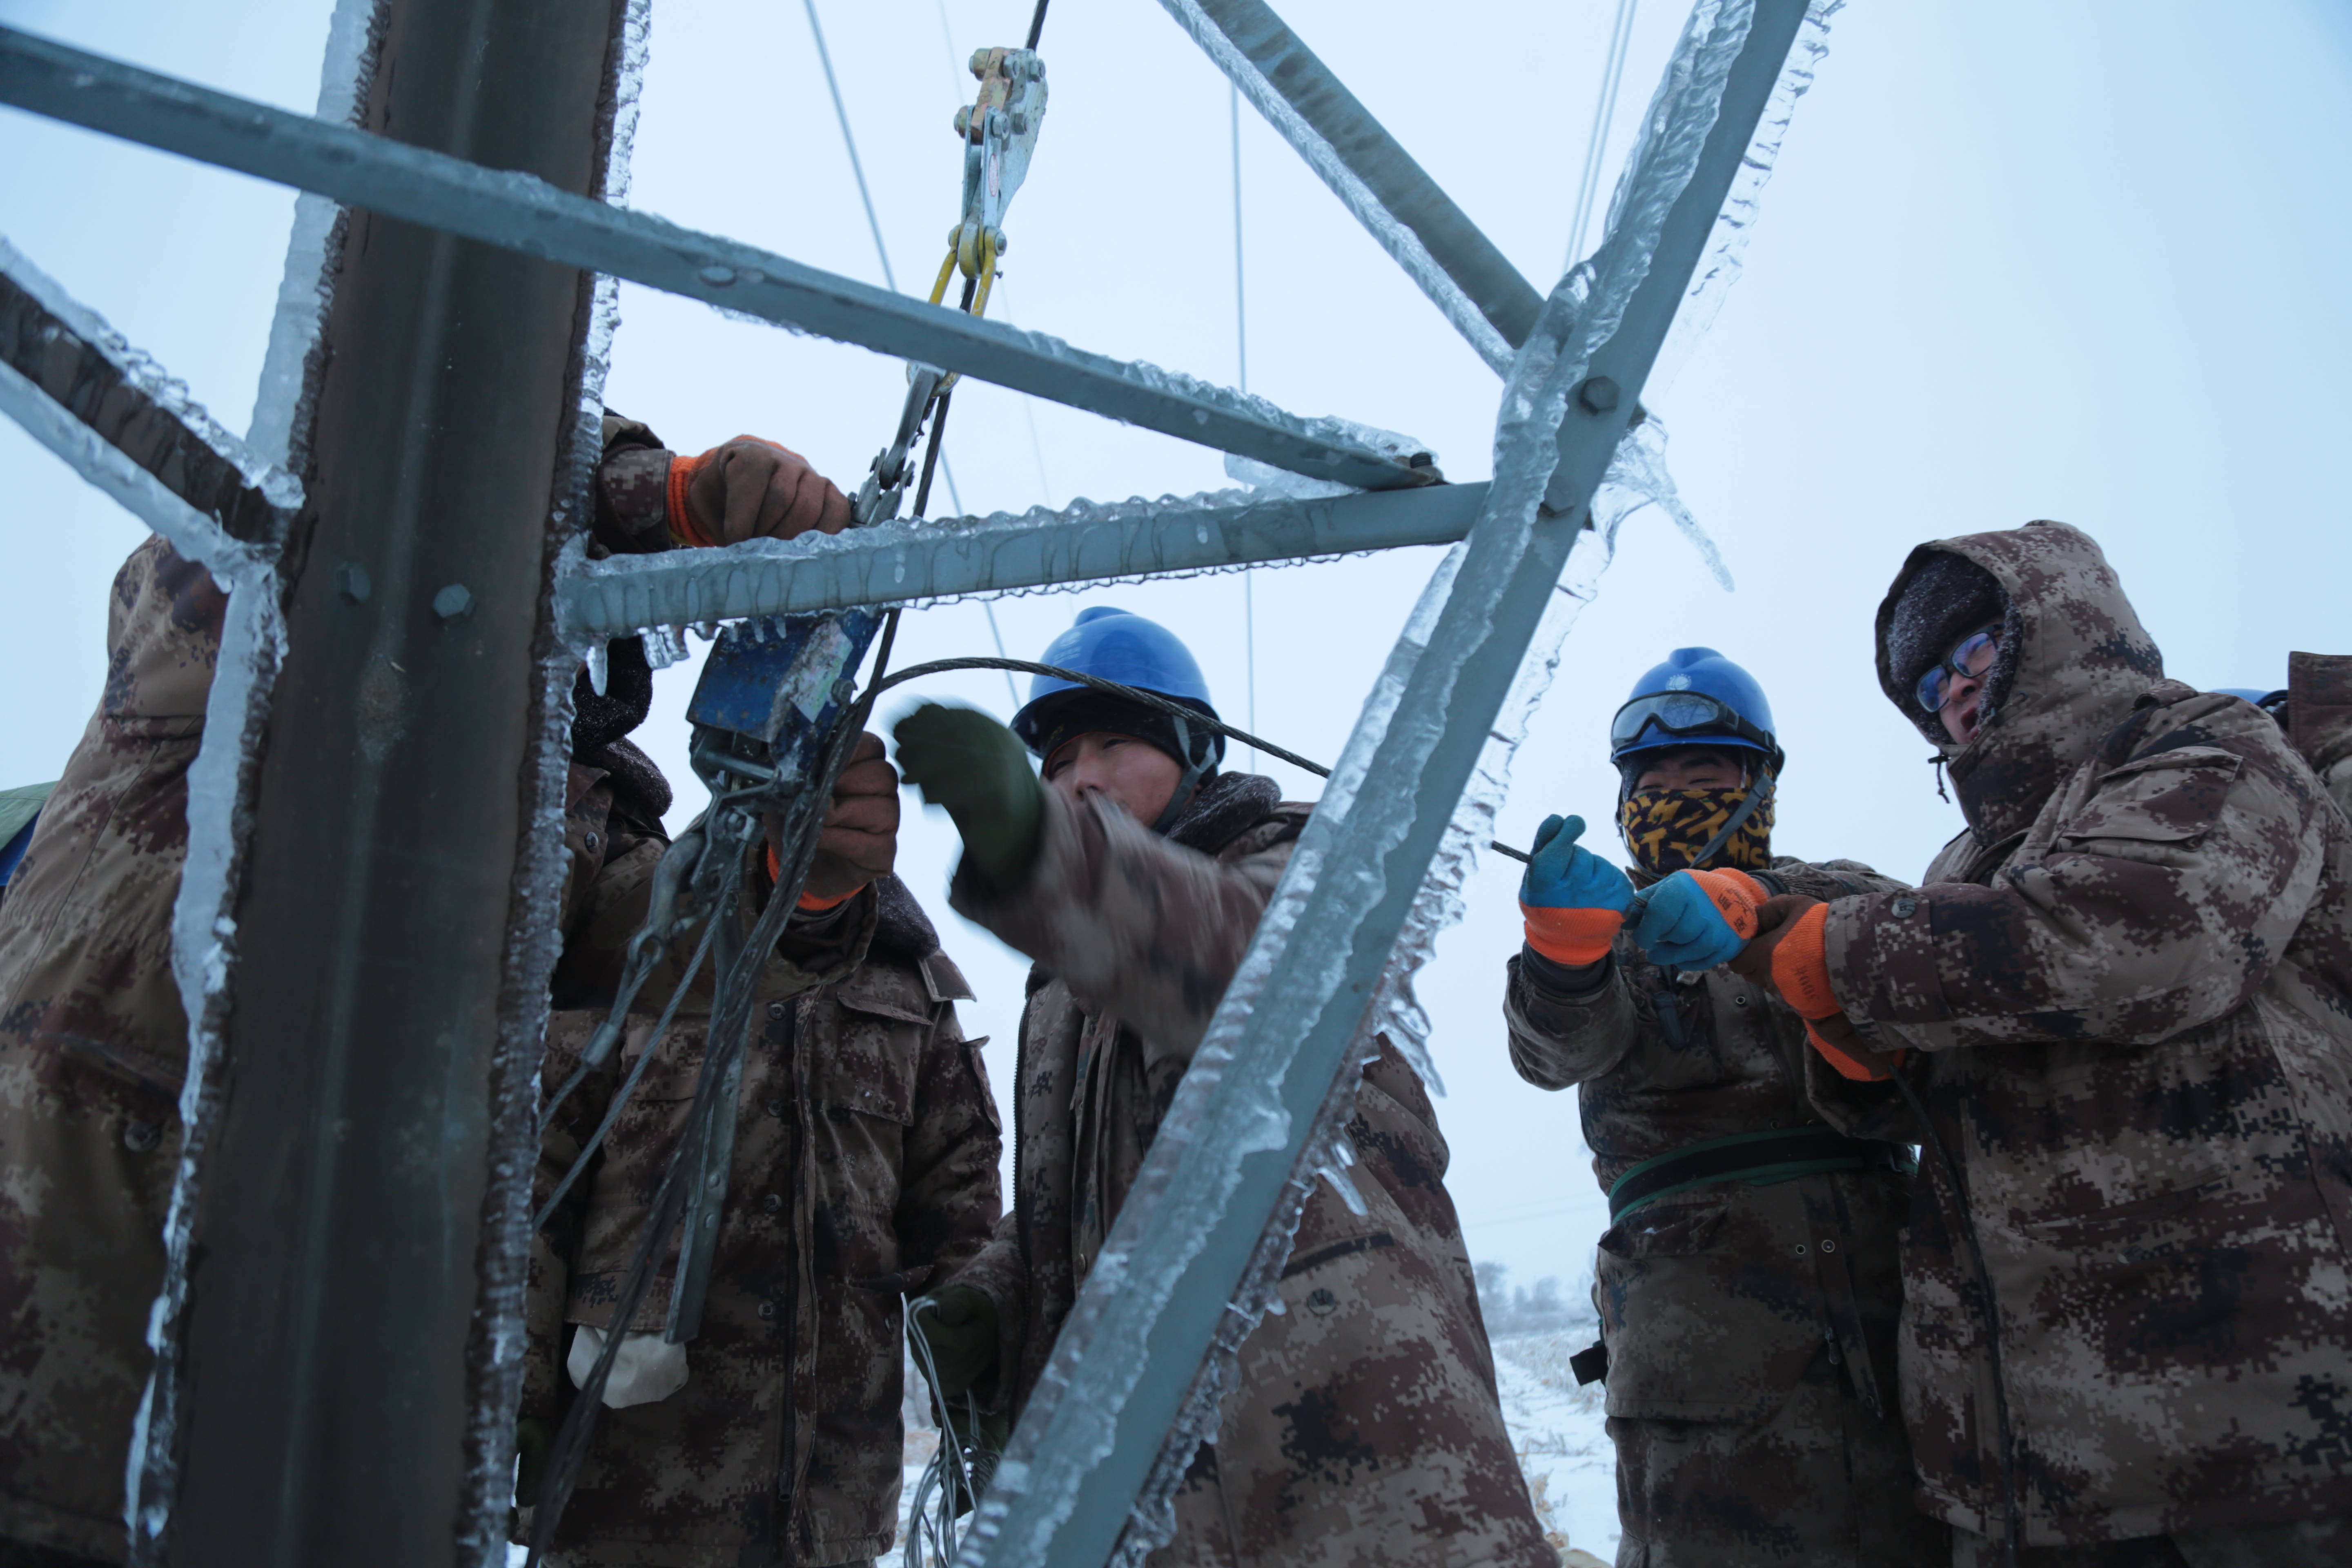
[1149, 711, 1218, 835]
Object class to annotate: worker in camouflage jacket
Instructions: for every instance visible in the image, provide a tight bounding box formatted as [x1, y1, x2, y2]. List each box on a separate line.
[520, 760, 1000, 1568]
[0, 414, 847, 1566]
[891, 607, 1554, 1568]
[1728, 521, 2352, 1564]
[1501, 647, 1947, 1568]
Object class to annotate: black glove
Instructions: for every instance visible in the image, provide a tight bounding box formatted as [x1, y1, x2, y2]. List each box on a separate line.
[892, 704, 1044, 888]
[910, 1284, 1001, 1401]
[515, 1417, 553, 1507]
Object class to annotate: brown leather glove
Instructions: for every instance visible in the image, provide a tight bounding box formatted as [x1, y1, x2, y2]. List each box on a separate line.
[1729, 894, 1894, 1082]
[669, 436, 853, 547]
[771, 732, 900, 905]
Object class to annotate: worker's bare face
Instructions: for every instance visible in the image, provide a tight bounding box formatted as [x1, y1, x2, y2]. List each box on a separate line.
[1632, 746, 1748, 793]
[1042, 732, 1184, 824]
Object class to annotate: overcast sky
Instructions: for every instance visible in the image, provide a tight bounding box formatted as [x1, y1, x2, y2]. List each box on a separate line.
[4, 0, 2349, 1292]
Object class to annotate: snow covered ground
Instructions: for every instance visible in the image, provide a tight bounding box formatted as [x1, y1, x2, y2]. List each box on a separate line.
[1490, 1329, 1618, 1567]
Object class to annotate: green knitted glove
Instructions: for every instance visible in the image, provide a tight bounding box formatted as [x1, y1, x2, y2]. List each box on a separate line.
[892, 703, 1044, 888]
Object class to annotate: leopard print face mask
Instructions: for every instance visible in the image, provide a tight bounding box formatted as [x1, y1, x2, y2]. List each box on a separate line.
[1616, 785, 1775, 878]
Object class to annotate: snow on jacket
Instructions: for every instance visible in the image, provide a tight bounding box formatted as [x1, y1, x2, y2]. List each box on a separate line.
[1817, 520, 2352, 1543]
[521, 867, 1000, 1568]
[946, 771, 1553, 1568]
[1503, 855, 1946, 1566]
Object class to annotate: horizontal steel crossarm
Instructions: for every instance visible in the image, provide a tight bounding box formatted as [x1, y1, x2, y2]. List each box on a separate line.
[0, 233, 297, 565]
[557, 481, 1487, 637]
[1162, 0, 1544, 367]
[0, 25, 1425, 493]
[955, 3, 1811, 1564]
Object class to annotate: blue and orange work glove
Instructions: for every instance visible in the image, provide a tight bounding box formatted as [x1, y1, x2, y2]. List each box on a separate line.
[1518, 815, 1635, 967]
[1632, 867, 1768, 970]
[1726, 895, 1900, 1082]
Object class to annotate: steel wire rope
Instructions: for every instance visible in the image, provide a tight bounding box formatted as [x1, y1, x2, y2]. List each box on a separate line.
[530, 609, 915, 1560]
[533, 913, 721, 1231]
[871, 655, 1535, 864]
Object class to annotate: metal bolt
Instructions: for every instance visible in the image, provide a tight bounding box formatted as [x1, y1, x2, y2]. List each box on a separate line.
[1577, 375, 1621, 414]
[765, 1098, 785, 1118]
[757, 1299, 777, 1320]
[122, 1119, 162, 1154]
[1821, 1239, 1836, 1253]
[1306, 1287, 1338, 1316]
[831, 677, 856, 706]
[1892, 896, 1919, 918]
[431, 584, 473, 621]
[762, 1193, 783, 1214]
[334, 562, 372, 604]
[699, 264, 736, 286]
[768, 1002, 788, 1021]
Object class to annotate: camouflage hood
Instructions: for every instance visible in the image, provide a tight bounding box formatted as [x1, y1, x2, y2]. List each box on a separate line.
[1874, 520, 2165, 844]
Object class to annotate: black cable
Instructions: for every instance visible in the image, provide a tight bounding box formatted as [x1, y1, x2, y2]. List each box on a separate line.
[870, 656, 1537, 864]
[1025, 0, 1049, 50]
[1891, 1061, 2022, 1567]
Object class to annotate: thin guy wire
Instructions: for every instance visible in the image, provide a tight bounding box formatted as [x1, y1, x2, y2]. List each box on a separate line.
[802, 0, 898, 293]
[1566, 0, 1641, 270]
[1233, 78, 1258, 774]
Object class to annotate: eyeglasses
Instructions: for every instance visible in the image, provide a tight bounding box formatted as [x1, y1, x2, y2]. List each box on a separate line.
[1916, 626, 2000, 714]
[1608, 690, 1778, 761]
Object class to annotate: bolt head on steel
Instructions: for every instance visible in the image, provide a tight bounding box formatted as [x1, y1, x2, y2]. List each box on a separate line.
[1577, 376, 1621, 414]
[432, 584, 474, 621]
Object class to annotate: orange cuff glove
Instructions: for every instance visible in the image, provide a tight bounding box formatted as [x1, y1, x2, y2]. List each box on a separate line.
[1765, 902, 1892, 1082]
[666, 436, 798, 549]
[1686, 867, 1768, 940]
[767, 842, 860, 911]
[1521, 903, 1624, 967]
[666, 449, 715, 548]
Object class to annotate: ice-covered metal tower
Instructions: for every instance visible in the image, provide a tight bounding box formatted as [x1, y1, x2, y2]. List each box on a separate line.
[0, 0, 1832, 1561]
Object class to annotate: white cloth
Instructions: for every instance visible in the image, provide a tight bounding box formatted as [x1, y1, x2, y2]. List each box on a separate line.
[565, 1324, 690, 1409]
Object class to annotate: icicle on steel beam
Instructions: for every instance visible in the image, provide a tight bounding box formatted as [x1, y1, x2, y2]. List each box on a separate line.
[129, 0, 635, 1562]
[557, 479, 1488, 637]
[1158, 0, 1542, 370]
[0, 25, 1425, 495]
[0, 235, 299, 561]
[953, 4, 1814, 1564]
[125, 2, 380, 1554]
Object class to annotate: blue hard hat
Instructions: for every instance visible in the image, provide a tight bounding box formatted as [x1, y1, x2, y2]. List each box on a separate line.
[1011, 606, 1223, 762]
[2214, 687, 2289, 723]
[1609, 647, 1783, 772]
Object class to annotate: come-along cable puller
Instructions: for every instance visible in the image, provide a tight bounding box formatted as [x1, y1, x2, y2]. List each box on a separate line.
[523, 42, 1051, 1565]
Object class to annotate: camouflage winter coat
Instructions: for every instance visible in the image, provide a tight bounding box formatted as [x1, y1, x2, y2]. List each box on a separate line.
[0, 412, 675, 1564]
[1813, 521, 2352, 1543]
[947, 773, 1553, 1568]
[1503, 856, 1947, 1566]
[522, 864, 1000, 1568]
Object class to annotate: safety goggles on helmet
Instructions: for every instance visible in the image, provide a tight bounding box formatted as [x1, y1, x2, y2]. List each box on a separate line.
[1915, 625, 2001, 715]
[1608, 690, 1779, 764]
